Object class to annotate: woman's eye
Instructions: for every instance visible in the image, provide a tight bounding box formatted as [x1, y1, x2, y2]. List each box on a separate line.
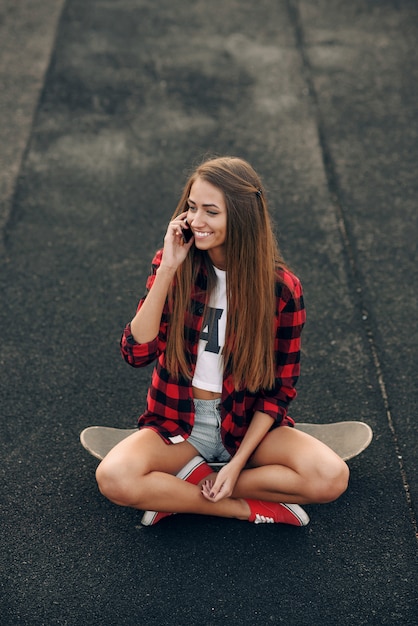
[187, 205, 218, 217]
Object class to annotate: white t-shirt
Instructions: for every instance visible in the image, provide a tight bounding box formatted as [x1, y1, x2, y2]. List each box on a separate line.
[192, 266, 227, 393]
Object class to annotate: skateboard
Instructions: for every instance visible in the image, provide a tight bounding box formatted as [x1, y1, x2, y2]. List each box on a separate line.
[80, 421, 373, 465]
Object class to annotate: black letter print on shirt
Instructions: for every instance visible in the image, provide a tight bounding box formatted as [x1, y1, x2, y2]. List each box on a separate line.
[200, 307, 223, 354]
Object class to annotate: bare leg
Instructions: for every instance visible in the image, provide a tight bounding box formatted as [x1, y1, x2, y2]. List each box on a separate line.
[95, 428, 249, 519]
[96, 426, 348, 519]
[231, 426, 349, 504]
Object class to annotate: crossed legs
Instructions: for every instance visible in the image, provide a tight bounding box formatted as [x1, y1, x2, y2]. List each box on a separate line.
[95, 426, 349, 522]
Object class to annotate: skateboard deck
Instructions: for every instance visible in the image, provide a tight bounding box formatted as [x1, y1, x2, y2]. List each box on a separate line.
[80, 421, 372, 465]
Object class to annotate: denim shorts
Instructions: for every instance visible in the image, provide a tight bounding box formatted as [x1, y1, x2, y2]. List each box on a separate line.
[187, 398, 231, 463]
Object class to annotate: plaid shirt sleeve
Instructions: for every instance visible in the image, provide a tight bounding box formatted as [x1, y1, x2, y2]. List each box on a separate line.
[120, 249, 169, 367]
[250, 268, 306, 424]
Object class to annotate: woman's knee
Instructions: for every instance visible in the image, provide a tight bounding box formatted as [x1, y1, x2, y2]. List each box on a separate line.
[95, 458, 141, 507]
[312, 457, 350, 503]
[95, 429, 164, 506]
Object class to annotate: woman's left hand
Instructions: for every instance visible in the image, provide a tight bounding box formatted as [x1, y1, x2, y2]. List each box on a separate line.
[201, 459, 244, 503]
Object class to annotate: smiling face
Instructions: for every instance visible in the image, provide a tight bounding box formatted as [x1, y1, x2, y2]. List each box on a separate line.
[186, 177, 227, 269]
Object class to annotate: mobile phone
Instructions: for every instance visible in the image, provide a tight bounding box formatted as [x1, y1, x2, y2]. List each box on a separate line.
[182, 220, 194, 243]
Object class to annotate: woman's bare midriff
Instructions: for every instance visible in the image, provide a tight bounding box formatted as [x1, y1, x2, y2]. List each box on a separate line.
[192, 386, 222, 400]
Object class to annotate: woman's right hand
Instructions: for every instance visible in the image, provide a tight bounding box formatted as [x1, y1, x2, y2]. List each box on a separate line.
[160, 211, 194, 271]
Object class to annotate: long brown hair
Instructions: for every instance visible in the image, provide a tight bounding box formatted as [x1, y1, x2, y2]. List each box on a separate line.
[166, 156, 286, 392]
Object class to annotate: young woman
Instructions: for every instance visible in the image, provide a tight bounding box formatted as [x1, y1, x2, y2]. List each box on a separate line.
[96, 156, 349, 526]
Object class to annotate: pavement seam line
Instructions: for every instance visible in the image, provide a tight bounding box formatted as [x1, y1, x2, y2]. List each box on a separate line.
[286, 0, 418, 544]
[0, 0, 68, 258]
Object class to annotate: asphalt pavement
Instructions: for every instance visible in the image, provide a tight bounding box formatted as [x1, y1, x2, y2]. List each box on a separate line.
[1, 1, 417, 624]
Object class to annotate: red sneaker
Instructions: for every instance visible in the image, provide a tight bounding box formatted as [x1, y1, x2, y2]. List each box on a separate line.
[179, 456, 213, 485]
[140, 510, 172, 526]
[141, 456, 212, 526]
[246, 499, 310, 526]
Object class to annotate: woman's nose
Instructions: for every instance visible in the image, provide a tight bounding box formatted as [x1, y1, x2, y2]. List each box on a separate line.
[189, 209, 205, 226]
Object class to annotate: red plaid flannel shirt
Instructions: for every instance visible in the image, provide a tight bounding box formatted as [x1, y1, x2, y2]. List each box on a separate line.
[120, 249, 306, 456]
